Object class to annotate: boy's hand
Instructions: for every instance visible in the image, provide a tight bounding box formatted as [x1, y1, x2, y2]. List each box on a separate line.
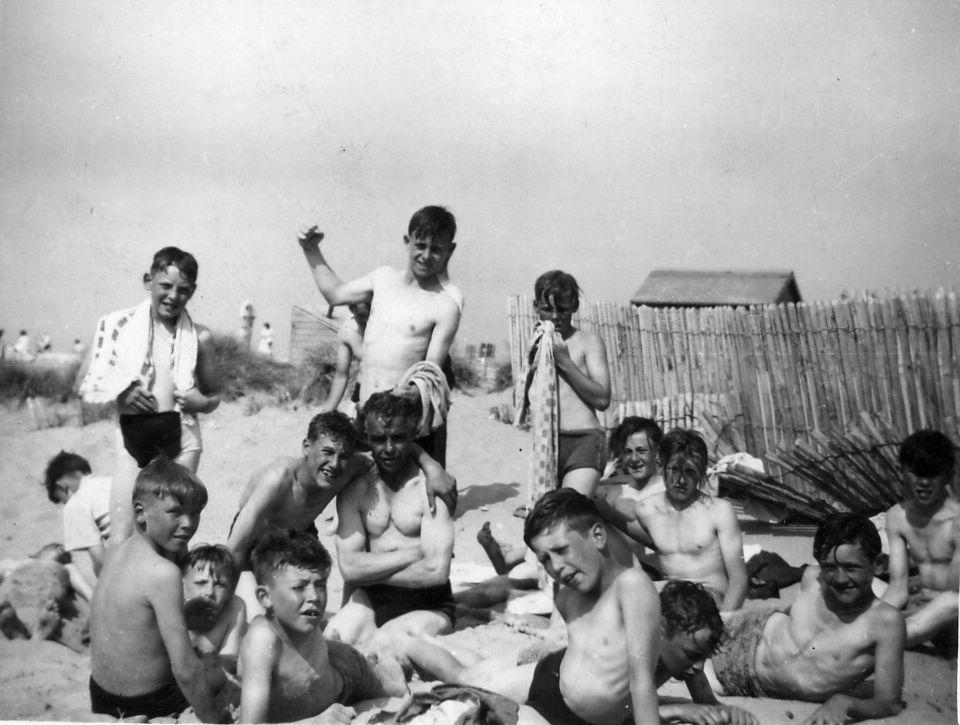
[298, 225, 325, 252]
[552, 334, 573, 371]
[802, 695, 849, 725]
[315, 703, 356, 724]
[175, 387, 210, 414]
[661, 703, 757, 725]
[118, 382, 158, 413]
[425, 468, 458, 516]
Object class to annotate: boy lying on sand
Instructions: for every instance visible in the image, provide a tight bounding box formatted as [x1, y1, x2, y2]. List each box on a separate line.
[704, 513, 905, 725]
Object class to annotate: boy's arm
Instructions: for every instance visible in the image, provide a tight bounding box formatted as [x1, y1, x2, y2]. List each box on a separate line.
[380, 494, 454, 587]
[334, 483, 422, 585]
[66, 546, 102, 599]
[226, 464, 287, 567]
[881, 511, 910, 608]
[411, 443, 458, 515]
[801, 607, 905, 725]
[238, 620, 281, 723]
[618, 570, 661, 725]
[218, 596, 248, 659]
[623, 502, 655, 549]
[424, 297, 461, 369]
[149, 564, 227, 723]
[176, 326, 220, 415]
[553, 330, 611, 411]
[321, 341, 354, 412]
[297, 226, 375, 306]
[715, 500, 748, 611]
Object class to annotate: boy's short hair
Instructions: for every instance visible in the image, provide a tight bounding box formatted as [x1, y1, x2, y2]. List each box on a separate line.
[150, 247, 199, 285]
[34, 542, 71, 565]
[306, 410, 364, 451]
[523, 488, 602, 547]
[250, 530, 332, 586]
[185, 544, 240, 587]
[813, 512, 882, 563]
[132, 457, 208, 512]
[609, 417, 664, 459]
[361, 391, 419, 428]
[534, 270, 580, 312]
[408, 206, 456, 245]
[898, 429, 956, 479]
[658, 429, 709, 478]
[659, 580, 725, 656]
[43, 450, 92, 503]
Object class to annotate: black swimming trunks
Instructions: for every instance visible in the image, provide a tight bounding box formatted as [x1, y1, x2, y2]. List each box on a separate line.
[119, 411, 182, 468]
[364, 581, 456, 628]
[89, 676, 189, 720]
[526, 649, 594, 725]
[557, 429, 607, 482]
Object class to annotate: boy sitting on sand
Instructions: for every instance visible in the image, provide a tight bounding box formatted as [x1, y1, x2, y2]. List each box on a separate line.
[79, 247, 221, 543]
[89, 458, 227, 722]
[237, 530, 407, 724]
[705, 513, 905, 724]
[883, 429, 959, 648]
[618, 429, 747, 611]
[408, 491, 757, 725]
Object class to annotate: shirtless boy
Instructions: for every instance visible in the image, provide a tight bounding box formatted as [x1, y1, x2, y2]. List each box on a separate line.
[531, 270, 611, 496]
[321, 301, 369, 414]
[226, 411, 455, 569]
[89, 458, 226, 722]
[79, 247, 220, 542]
[621, 429, 747, 612]
[237, 531, 406, 724]
[883, 429, 960, 648]
[325, 392, 456, 650]
[298, 206, 462, 465]
[705, 513, 905, 725]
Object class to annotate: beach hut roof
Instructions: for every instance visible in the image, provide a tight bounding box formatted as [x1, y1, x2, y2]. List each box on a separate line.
[630, 269, 802, 308]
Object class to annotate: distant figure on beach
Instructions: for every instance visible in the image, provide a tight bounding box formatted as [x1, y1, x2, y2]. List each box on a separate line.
[883, 429, 959, 648]
[0, 544, 73, 646]
[298, 205, 462, 466]
[325, 392, 456, 653]
[321, 301, 369, 414]
[72, 338, 85, 357]
[43, 451, 110, 600]
[88, 459, 227, 722]
[78, 247, 221, 543]
[705, 513, 905, 724]
[14, 329, 31, 358]
[257, 322, 273, 359]
[36, 332, 52, 353]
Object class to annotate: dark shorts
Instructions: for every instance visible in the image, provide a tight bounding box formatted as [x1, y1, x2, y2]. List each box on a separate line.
[557, 429, 607, 481]
[89, 676, 188, 720]
[364, 582, 456, 629]
[327, 639, 384, 703]
[526, 649, 593, 725]
[119, 411, 182, 468]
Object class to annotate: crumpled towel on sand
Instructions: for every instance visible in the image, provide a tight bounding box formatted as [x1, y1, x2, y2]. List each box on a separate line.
[395, 361, 451, 439]
[383, 684, 518, 725]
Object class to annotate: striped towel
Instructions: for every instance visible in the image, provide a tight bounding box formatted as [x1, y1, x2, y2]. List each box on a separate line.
[395, 360, 451, 438]
[516, 321, 559, 509]
[79, 298, 198, 406]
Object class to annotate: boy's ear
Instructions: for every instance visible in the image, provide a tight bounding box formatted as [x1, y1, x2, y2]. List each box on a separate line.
[255, 585, 272, 612]
[133, 500, 146, 529]
[590, 521, 607, 550]
[142, 272, 153, 289]
[402, 234, 410, 246]
[302, 437, 311, 455]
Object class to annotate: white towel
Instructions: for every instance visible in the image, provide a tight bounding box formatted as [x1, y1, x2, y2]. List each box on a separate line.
[395, 361, 451, 438]
[79, 298, 199, 406]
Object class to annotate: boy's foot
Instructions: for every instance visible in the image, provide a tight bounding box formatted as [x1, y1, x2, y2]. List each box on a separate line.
[33, 599, 61, 640]
[476, 522, 511, 575]
[0, 600, 30, 640]
[512, 506, 529, 519]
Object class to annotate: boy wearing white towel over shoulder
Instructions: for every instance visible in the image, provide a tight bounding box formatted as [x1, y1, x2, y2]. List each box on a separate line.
[79, 247, 220, 543]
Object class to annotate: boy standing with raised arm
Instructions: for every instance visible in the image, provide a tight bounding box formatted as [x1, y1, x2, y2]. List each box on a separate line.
[883, 429, 960, 647]
[298, 206, 461, 465]
[89, 459, 227, 722]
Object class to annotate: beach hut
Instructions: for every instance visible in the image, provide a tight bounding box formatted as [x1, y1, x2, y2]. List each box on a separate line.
[288, 304, 341, 367]
[630, 269, 802, 308]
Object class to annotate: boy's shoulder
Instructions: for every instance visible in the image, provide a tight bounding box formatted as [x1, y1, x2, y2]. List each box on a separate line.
[241, 615, 284, 663]
[439, 279, 464, 312]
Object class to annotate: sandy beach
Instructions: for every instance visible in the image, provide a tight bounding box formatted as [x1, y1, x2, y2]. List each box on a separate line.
[0, 391, 955, 723]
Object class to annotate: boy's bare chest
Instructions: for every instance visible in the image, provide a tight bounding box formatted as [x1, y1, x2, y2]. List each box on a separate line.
[904, 510, 958, 562]
[370, 286, 442, 336]
[362, 479, 423, 539]
[645, 506, 715, 553]
[274, 642, 337, 714]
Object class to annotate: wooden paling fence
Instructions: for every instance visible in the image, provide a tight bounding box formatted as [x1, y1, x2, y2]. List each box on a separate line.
[508, 290, 960, 515]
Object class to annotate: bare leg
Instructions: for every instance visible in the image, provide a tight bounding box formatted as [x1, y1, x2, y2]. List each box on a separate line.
[109, 433, 140, 545]
[325, 597, 377, 647]
[905, 590, 959, 648]
[477, 522, 525, 575]
[560, 468, 601, 498]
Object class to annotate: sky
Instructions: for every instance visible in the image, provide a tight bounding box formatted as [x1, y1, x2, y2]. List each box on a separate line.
[1, 0, 958, 360]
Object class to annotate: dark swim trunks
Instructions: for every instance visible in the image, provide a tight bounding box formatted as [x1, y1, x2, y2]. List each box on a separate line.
[557, 429, 607, 481]
[526, 649, 594, 725]
[364, 582, 456, 628]
[119, 411, 182, 468]
[89, 676, 189, 720]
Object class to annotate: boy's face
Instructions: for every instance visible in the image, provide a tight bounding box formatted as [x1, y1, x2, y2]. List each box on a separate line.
[535, 293, 577, 336]
[144, 265, 196, 322]
[620, 432, 658, 486]
[817, 543, 877, 609]
[365, 414, 416, 475]
[135, 493, 201, 557]
[259, 564, 328, 636]
[902, 468, 950, 511]
[404, 233, 455, 280]
[659, 626, 716, 680]
[303, 432, 353, 484]
[183, 563, 234, 629]
[663, 452, 704, 508]
[530, 521, 605, 593]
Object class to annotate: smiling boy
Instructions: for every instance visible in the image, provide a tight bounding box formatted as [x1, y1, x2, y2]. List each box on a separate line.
[89, 458, 227, 722]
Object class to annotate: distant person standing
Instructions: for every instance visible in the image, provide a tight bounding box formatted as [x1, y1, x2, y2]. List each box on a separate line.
[257, 322, 274, 359]
[73, 338, 85, 357]
[321, 302, 369, 414]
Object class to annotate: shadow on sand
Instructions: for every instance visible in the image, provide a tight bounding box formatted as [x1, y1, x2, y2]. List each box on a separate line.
[455, 481, 521, 519]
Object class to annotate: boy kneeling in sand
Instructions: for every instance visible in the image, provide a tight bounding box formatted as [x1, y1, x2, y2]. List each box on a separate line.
[89, 458, 227, 722]
[705, 513, 905, 724]
[237, 530, 406, 724]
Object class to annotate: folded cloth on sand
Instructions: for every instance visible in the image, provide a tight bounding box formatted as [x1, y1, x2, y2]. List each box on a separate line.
[79, 297, 198, 404]
[89, 676, 189, 720]
[119, 410, 182, 467]
[394, 684, 519, 725]
[395, 361, 451, 438]
[711, 606, 781, 697]
[515, 321, 559, 507]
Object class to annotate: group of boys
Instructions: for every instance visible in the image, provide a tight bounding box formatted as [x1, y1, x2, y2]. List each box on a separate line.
[16, 203, 954, 725]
